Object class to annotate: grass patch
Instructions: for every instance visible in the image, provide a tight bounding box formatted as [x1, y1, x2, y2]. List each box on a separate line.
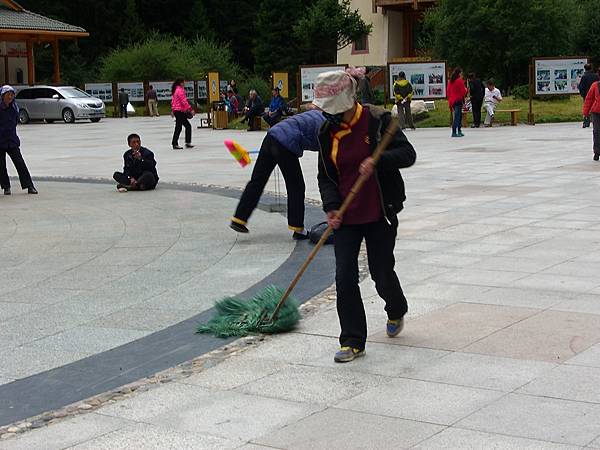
[412, 96, 584, 127]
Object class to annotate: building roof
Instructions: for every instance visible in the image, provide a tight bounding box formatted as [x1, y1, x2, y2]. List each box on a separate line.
[0, 1, 87, 36]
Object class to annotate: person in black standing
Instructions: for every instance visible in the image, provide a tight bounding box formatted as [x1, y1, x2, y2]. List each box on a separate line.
[0, 85, 36, 195]
[579, 64, 600, 128]
[113, 133, 159, 192]
[118, 88, 129, 118]
[467, 72, 485, 128]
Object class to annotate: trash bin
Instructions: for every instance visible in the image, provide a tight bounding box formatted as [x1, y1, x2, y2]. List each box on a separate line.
[212, 101, 228, 130]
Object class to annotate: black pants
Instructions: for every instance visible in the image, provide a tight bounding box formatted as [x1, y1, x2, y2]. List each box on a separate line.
[334, 217, 408, 350]
[0, 147, 33, 189]
[113, 171, 156, 190]
[233, 134, 305, 230]
[172, 111, 191, 146]
[119, 104, 128, 118]
[471, 97, 483, 126]
[263, 110, 282, 126]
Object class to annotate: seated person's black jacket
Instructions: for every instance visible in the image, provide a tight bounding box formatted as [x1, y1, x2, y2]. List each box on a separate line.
[317, 105, 416, 223]
[123, 147, 159, 182]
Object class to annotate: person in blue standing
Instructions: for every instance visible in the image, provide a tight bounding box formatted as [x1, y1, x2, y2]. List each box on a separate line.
[262, 87, 287, 126]
[0, 85, 36, 195]
[230, 109, 325, 240]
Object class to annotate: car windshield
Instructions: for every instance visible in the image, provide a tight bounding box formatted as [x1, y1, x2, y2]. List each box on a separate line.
[59, 87, 91, 98]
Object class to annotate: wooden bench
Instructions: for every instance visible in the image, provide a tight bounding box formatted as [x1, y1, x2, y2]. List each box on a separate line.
[462, 108, 522, 127]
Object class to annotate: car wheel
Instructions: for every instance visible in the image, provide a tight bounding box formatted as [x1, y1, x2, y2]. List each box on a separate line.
[90, 118, 101, 123]
[18, 109, 29, 124]
[62, 108, 75, 123]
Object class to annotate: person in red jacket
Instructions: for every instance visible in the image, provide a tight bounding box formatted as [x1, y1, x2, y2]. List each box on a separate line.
[447, 67, 467, 137]
[583, 70, 600, 161]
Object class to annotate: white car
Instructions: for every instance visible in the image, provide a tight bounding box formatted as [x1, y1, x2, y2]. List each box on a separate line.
[15, 85, 105, 124]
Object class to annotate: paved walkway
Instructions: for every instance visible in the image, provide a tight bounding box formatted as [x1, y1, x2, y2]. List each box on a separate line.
[3, 118, 600, 448]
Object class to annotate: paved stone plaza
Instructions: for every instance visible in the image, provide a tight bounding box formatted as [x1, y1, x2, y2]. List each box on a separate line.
[2, 117, 600, 448]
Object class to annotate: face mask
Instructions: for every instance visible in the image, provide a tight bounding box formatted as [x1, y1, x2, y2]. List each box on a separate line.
[322, 111, 344, 126]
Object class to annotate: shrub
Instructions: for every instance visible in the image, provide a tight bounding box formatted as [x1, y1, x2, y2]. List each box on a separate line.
[99, 33, 241, 82]
[238, 74, 271, 104]
[511, 85, 530, 100]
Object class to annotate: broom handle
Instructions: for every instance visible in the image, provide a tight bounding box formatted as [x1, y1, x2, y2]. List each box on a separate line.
[270, 117, 400, 321]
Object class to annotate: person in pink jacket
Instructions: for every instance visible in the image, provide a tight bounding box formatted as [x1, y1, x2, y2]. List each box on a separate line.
[171, 77, 194, 149]
[583, 70, 600, 161]
[447, 67, 467, 137]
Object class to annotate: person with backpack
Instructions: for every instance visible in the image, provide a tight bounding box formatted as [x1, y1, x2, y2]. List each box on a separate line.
[583, 69, 600, 161]
[313, 68, 417, 363]
[579, 64, 600, 128]
[393, 72, 415, 130]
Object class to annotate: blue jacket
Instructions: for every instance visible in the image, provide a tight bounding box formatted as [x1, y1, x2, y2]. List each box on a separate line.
[0, 100, 20, 149]
[268, 95, 285, 113]
[123, 146, 159, 181]
[268, 110, 325, 157]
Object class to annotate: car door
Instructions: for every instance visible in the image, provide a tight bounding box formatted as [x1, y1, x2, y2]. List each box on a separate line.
[27, 88, 46, 119]
[42, 88, 62, 119]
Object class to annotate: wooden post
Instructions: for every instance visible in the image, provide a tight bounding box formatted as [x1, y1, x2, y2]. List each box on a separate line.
[26, 39, 34, 85]
[528, 62, 535, 125]
[142, 80, 149, 116]
[112, 82, 118, 118]
[296, 71, 300, 111]
[52, 38, 60, 85]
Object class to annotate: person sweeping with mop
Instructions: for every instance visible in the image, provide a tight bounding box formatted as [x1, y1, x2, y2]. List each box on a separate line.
[313, 68, 417, 362]
[198, 68, 415, 347]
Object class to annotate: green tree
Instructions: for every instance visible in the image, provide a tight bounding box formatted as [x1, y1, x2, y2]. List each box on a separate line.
[183, 0, 212, 39]
[422, 0, 577, 89]
[293, 0, 372, 64]
[253, 0, 302, 76]
[573, 0, 600, 66]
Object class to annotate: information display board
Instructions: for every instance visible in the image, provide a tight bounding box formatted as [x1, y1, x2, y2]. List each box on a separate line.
[84, 83, 112, 102]
[198, 80, 207, 99]
[117, 82, 144, 102]
[299, 64, 346, 102]
[534, 57, 587, 95]
[388, 61, 447, 99]
[272, 72, 289, 98]
[150, 81, 194, 101]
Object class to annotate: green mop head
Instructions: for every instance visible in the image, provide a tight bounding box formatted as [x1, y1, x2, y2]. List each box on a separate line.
[197, 286, 301, 338]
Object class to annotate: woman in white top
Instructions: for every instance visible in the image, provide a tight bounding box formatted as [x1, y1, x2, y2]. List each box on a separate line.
[484, 79, 502, 127]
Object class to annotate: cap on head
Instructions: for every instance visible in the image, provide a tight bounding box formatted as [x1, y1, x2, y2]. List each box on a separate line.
[1, 85, 15, 97]
[312, 70, 357, 115]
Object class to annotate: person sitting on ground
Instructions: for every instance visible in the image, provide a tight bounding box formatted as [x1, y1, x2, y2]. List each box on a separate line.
[583, 69, 600, 161]
[263, 87, 286, 126]
[113, 133, 159, 192]
[230, 108, 325, 240]
[393, 72, 415, 130]
[579, 64, 600, 128]
[241, 90, 264, 130]
[483, 79, 502, 127]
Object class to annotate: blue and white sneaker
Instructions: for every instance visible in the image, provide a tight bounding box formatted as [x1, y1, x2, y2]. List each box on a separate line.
[386, 318, 404, 337]
[334, 346, 365, 363]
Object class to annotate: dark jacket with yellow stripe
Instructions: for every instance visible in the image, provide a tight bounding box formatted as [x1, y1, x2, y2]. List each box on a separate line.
[317, 104, 416, 222]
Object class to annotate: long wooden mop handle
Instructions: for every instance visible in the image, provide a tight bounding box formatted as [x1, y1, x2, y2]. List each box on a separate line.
[270, 117, 401, 321]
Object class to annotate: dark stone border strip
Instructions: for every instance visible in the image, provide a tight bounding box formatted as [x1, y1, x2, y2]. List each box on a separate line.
[0, 177, 334, 427]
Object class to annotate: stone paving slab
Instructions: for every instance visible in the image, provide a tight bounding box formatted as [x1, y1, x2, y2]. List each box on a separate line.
[4, 120, 600, 448]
